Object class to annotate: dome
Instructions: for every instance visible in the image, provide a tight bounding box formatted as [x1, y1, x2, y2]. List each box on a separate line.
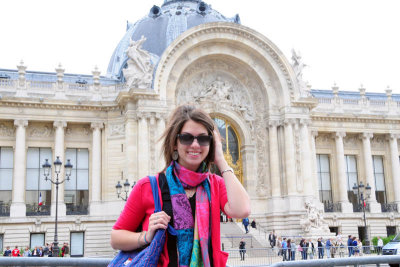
[106, 0, 240, 80]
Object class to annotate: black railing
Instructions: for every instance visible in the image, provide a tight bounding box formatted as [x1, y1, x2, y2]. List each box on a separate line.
[381, 203, 398, 213]
[353, 203, 370, 212]
[26, 204, 51, 216]
[324, 202, 342, 212]
[0, 203, 10, 217]
[66, 204, 88, 215]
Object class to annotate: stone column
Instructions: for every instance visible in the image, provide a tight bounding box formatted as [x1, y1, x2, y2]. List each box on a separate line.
[334, 131, 352, 213]
[300, 119, 314, 197]
[284, 119, 297, 196]
[138, 112, 149, 179]
[125, 105, 138, 183]
[90, 122, 103, 203]
[269, 120, 281, 197]
[52, 121, 67, 217]
[310, 131, 321, 200]
[360, 132, 381, 212]
[388, 134, 400, 207]
[155, 114, 166, 171]
[10, 119, 28, 217]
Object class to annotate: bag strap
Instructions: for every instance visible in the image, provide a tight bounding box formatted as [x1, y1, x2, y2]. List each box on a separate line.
[148, 175, 161, 212]
[148, 175, 177, 236]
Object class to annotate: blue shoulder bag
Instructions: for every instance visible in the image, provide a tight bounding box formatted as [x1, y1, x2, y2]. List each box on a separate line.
[108, 175, 177, 267]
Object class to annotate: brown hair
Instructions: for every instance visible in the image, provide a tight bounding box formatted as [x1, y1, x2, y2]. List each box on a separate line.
[160, 104, 215, 170]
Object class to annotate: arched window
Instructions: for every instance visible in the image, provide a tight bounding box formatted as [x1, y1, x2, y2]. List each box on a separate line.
[212, 117, 243, 183]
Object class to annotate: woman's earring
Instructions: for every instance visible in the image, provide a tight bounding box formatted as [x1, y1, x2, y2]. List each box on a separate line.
[172, 150, 179, 161]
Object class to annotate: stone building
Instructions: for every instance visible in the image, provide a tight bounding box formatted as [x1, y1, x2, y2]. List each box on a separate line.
[0, 0, 399, 256]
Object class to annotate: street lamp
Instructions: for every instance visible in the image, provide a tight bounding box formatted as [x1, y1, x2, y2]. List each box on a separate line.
[42, 156, 73, 257]
[115, 173, 136, 201]
[352, 181, 372, 252]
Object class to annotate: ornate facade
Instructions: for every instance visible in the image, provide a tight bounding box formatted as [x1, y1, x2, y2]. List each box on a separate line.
[0, 0, 399, 256]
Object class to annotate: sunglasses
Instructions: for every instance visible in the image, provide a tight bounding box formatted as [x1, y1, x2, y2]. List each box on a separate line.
[177, 133, 212, 146]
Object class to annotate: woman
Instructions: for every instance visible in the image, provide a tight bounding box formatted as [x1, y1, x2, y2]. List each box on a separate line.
[307, 239, 314, 259]
[352, 237, 359, 256]
[110, 105, 251, 267]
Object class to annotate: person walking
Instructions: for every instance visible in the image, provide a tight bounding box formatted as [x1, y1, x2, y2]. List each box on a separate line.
[11, 246, 20, 257]
[290, 239, 297, 261]
[377, 237, 383, 255]
[347, 235, 353, 257]
[269, 230, 277, 248]
[242, 217, 250, 234]
[239, 238, 246, 261]
[317, 238, 324, 259]
[282, 238, 288, 261]
[326, 238, 332, 258]
[3, 246, 12, 257]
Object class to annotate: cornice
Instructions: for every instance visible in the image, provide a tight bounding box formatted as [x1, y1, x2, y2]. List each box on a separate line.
[0, 98, 118, 111]
[292, 97, 319, 109]
[311, 115, 400, 124]
[116, 88, 160, 106]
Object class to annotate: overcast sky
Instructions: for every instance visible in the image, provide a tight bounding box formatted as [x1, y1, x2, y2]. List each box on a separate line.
[1, 0, 399, 93]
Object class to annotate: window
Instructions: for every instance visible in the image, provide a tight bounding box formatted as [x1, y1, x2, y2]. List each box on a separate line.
[70, 232, 84, 257]
[65, 149, 89, 215]
[0, 234, 3, 253]
[373, 155, 387, 204]
[0, 147, 13, 216]
[345, 155, 359, 208]
[26, 148, 52, 215]
[30, 233, 45, 248]
[387, 226, 397, 237]
[317, 154, 332, 203]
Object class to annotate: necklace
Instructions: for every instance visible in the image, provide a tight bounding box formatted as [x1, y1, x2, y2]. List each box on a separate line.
[185, 188, 196, 198]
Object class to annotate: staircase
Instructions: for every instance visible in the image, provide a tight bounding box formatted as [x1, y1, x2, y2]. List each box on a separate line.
[220, 221, 269, 249]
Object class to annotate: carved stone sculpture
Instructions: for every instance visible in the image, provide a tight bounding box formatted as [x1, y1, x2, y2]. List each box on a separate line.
[300, 201, 330, 233]
[291, 49, 310, 96]
[123, 36, 154, 89]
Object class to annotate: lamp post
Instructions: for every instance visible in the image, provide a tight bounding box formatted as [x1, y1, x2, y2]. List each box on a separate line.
[115, 174, 136, 201]
[42, 156, 73, 257]
[352, 181, 372, 253]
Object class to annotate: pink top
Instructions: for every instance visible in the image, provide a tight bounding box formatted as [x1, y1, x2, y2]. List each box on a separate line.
[113, 173, 229, 267]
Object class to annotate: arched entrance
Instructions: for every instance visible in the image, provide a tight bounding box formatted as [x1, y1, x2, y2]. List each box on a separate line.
[212, 117, 243, 183]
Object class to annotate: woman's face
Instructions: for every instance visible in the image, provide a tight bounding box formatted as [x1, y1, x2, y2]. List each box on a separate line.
[175, 119, 210, 172]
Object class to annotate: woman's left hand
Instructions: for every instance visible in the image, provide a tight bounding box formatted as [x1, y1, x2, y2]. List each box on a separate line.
[213, 130, 226, 169]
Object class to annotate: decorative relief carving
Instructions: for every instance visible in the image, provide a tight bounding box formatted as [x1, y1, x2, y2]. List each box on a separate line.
[344, 135, 359, 147]
[315, 133, 331, 145]
[109, 124, 125, 137]
[371, 135, 386, 149]
[300, 200, 330, 233]
[65, 125, 90, 136]
[28, 125, 53, 138]
[0, 123, 15, 137]
[123, 36, 154, 89]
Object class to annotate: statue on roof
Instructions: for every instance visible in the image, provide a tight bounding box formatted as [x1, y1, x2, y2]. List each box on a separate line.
[291, 49, 310, 97]
[123, 36, 154, 89]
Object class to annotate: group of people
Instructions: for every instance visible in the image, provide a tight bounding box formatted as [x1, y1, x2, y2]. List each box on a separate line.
[268, 231, 385, 261]
[3, 243, 69, 257]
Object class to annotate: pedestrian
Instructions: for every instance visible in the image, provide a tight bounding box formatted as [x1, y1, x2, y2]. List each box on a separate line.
[239, 238, 246, 261]
[269, 230, 277, 248]
[277, 236, 282, 256]
[3, 246, 11, 257]
[317, 237, 324, 259]
[61, 242, 69, 257]
[307, 239, 314, 259]
[110, 104, 251, 267]
[352, 237, 359, 256]
[300, 238, 307, 260]
[11, 246, 20, 257]
[326, 238, 332, 258]
[242, 217, 250, 234]
[251, 219, 256, 229]
[282, 237, 288, 261]
[290, 239, 297, 261]
[347, 235, 353, 257]
[22, 246, 31, 257]
[377, 237, 383, 255]
[357, 238, 363, 256]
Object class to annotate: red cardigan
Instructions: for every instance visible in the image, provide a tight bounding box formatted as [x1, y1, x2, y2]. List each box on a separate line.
[113, 173, 229, 267]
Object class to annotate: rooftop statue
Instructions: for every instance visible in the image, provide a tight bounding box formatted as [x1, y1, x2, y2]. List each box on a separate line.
[123, 36, 154, 89]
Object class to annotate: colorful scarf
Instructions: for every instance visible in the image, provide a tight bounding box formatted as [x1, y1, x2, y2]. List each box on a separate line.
[165, 161, 211, 267]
